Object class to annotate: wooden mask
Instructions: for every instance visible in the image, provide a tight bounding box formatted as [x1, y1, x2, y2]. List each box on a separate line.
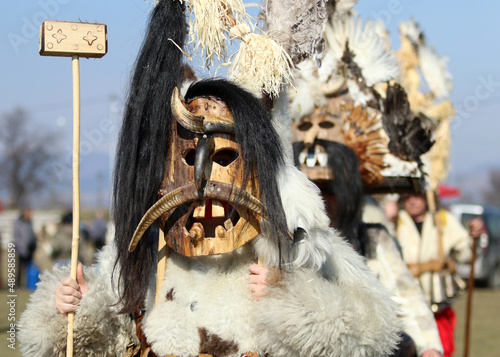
[291, 94, 350, 180]
[128, 88, 261, 256]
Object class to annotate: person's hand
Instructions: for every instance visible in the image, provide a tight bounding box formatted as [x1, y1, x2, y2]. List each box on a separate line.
[249, 264, 269, 301]
[468, 217, 485, 239]
[384, 200, 399, 224]
[55, 263, 88, 315]
[421, 349, 442, 357]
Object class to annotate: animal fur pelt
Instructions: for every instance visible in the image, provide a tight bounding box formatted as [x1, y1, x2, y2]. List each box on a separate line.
[399, 18, 452, 100]
[18, 165, 403, 357]
[262, 0, 327, 66]
[397, 18, 454, 189]
[382, 83, 435, 164]
[18, 246, 137, 357]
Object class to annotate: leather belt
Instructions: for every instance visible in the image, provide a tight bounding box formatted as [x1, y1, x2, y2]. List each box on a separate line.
[407, 258, 457, 277]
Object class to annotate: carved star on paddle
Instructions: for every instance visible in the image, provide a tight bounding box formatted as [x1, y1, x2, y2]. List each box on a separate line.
[52, 29, 67, 44]
[83, 31, 98, 46]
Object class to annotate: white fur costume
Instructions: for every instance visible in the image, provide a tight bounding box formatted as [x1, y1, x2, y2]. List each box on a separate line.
[19, 165, 401, 357]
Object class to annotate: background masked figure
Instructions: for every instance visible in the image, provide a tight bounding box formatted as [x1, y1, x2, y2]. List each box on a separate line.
[18, 1, 401, 356]
[292, 113, 443, 357]
[294, 110, 442, 356]
[289, 11, 444, 357]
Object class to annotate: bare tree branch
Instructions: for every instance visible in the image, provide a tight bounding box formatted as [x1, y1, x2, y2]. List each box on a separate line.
[0, 107, 62, 208]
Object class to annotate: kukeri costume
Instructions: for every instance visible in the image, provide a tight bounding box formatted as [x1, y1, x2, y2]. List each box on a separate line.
[396, 18, 463, 357]
[289, 10, 442, 357]
[396, 208, 471, 357]
[290, 141, 443, 357]
[19, 1, 401, 356]
[361, 223, 444, 357]
[396, 209, 471, 310]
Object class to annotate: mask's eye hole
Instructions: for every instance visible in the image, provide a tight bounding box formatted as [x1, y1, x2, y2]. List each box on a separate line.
[319, 121, 334, 129]
[183, 149, 196, 166]
[212, 149, 239, 167]
[298, 122, 312, 131]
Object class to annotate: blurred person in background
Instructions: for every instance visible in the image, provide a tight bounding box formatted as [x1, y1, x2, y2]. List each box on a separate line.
[33, 224, 54, 272]
[51, 211, 73, 266]
[14, 207, 37, 287]
[52, 210, 94, 266]
[88, 209, 107, 252]
[396, 193, 484, 357]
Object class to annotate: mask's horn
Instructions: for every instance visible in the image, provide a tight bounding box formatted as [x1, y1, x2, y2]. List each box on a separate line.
[194, 135, 215, 191]
[171, 87, 204, 133]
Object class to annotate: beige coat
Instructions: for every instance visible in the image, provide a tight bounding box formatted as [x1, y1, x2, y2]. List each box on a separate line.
[396, 210, 472, 306]
[364, 225, 443, 356]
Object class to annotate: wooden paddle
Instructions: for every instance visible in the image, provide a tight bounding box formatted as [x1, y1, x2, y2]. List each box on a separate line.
[40, 20, 107, 357]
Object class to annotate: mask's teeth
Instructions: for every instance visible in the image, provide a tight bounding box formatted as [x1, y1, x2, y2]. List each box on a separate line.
[224, 218, 234, 231]
[299, 151, 307, 165]
[215, 225, 227, 238]
[189, 222, 204, 246]
[212, 199, 225, 218]
[318, 152, 328, 167]
[306, 145, 317, 167]
[193, 200, 206, 219]
[306, 155, 316, 167]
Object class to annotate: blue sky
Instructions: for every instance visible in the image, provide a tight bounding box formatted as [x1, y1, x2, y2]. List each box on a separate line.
[1, 1, 499, 208]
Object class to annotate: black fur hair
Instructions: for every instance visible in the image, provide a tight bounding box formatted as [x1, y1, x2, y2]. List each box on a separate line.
[112, 0, 186, 314]
[184, 79, 291, 264]
[293, 140, 363, 247]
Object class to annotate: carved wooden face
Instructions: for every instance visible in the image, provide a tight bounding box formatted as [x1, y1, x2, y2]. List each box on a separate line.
[157, 95, 261, 257]
[291, 94, 350, 180]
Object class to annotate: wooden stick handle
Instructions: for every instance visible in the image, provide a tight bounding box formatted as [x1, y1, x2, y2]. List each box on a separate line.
[426, 190, 436, 214]
[67, 55, 81, 357]
[155, 228, 169, 305]
[463, 236, 478, 357]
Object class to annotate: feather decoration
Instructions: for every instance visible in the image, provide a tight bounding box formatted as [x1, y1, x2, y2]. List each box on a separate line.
[324, 16, 399, 87]
[334, 0, 358, 13]
[382, 83, 435, 163]
[289, 46, 346, 121]
[289, 59, 328, 121]
[286, 9, 428, 191]
[418, 44, 453, 99]
[326, 0, 357, 20]
[398, 18, 453, 109]
[342, 104, 389, 187]
[398, 18, 423, 47]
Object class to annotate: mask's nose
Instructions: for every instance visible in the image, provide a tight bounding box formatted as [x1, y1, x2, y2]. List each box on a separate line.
[303, 125, 319, 148]
[194, 134, 215, 191]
